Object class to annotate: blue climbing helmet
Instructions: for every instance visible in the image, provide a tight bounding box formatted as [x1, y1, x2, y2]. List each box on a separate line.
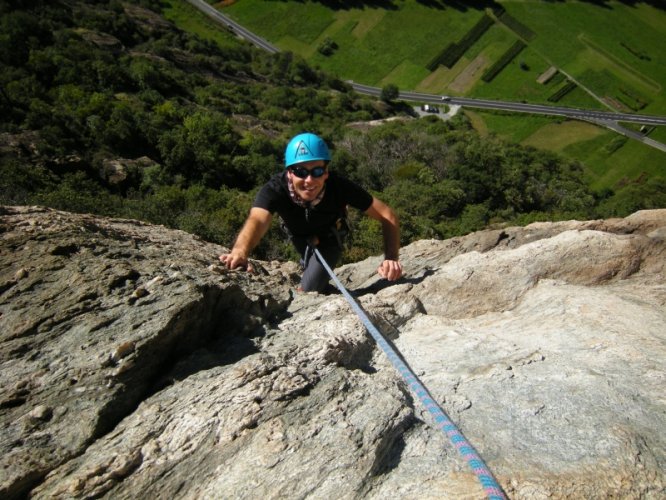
[284, 132, 331, 168]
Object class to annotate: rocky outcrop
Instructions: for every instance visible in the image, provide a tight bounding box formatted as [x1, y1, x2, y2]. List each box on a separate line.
[1, 206, 664, 499]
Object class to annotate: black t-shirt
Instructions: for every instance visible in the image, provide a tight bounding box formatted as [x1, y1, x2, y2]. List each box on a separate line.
[253, 171, 373, 240]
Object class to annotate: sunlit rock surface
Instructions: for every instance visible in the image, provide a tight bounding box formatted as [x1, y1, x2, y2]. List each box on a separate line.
[1, 206, 664, 499]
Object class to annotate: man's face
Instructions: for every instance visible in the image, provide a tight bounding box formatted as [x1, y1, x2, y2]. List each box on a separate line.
[287, 160, 329, 202]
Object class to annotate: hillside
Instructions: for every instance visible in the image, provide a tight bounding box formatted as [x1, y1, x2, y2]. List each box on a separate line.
[1, 205, 664, 498]
[1, 0, 664, 262]
[0, 0, 392, 258]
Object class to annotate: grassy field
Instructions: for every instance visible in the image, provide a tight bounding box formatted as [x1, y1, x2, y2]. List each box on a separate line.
[223, 1, 483, 87]
[465, 110, 564, 143]
[160, 0, 240, 48]
[503, 2, 666, 115]
[215, 1, 665, 193]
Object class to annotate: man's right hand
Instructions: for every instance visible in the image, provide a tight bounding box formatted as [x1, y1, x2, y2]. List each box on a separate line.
[219, 250, 253, 273]
[219, 207, 271, 274]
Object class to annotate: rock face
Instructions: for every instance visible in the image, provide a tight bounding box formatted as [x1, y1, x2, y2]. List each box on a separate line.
[1, 205, 664, 499]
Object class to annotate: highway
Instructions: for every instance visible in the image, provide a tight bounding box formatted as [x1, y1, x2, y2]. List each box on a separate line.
[353, 82, 666, 127]
[185, 0, 279, 54]
[187, 0, 666, 148]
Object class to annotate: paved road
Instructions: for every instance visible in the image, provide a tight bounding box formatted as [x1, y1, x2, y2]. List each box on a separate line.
[185, 0, 279, 53]
[187, 0, 666, 150]
[590, 119, 666, 153]
[344, 84, 666, 153]
[354, 83, 666, 127]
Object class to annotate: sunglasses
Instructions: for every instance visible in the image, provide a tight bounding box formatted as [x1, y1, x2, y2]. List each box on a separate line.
[290, 166, 327, 179]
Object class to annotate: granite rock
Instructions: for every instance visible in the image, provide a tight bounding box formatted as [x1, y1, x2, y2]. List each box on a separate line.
[1, 206, 664, 499]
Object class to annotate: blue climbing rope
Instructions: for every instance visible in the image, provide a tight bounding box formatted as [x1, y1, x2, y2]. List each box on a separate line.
[314, 248, 506, 500]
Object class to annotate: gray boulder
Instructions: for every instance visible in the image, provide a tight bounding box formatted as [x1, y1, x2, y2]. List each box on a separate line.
[1, 206, 664, 499]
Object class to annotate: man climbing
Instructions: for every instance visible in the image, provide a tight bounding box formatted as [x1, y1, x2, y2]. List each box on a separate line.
[219, 132, 403, 292]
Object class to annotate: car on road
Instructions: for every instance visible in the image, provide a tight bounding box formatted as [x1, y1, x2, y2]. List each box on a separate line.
[421, 104, 439, 113]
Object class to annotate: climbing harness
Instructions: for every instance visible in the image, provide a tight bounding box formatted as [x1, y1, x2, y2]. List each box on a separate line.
[313, 248, 506, 500]
[331, 214, 352, 250]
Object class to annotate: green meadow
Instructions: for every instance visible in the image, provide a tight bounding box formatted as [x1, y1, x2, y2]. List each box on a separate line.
[504, 2, 665, 112]
[161, 0, 239, 48]
[220, 0, 665, 192]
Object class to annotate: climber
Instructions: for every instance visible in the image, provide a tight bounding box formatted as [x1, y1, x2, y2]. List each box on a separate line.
[219, 132, 403, 292]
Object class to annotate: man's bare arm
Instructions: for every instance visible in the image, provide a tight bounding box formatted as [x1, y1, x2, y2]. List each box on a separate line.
[365, 198, 403, 281]
[219, 207, 272, 270]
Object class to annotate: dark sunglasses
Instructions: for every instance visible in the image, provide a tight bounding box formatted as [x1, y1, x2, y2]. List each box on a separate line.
[290, 166, 327, 179]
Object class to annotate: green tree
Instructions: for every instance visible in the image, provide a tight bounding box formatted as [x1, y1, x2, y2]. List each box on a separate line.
[380, 83, 399, 103]
[317, 37, 337, 56]
[182, 110, 241, 187]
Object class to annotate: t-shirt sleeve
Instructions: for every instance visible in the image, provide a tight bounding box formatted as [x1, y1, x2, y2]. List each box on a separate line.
[252, 174, 283, 213]
[253, 184, 273, 211]
[337, 175, 374, 212]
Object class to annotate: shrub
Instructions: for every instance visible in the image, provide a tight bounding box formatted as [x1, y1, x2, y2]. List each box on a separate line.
[548, 80, 577, 102]
[380, 83, 399, 103]
[317, 37, 338, 56]
[426, 14, 494, 70]
[497, 11, 536, 41]
[481, 40, 526, 82]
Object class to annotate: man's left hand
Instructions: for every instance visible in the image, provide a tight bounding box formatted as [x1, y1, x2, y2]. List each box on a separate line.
[377, 259, 403, 281]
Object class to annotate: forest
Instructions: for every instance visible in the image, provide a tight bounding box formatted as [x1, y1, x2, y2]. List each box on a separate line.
[1, 0, 664, 264]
